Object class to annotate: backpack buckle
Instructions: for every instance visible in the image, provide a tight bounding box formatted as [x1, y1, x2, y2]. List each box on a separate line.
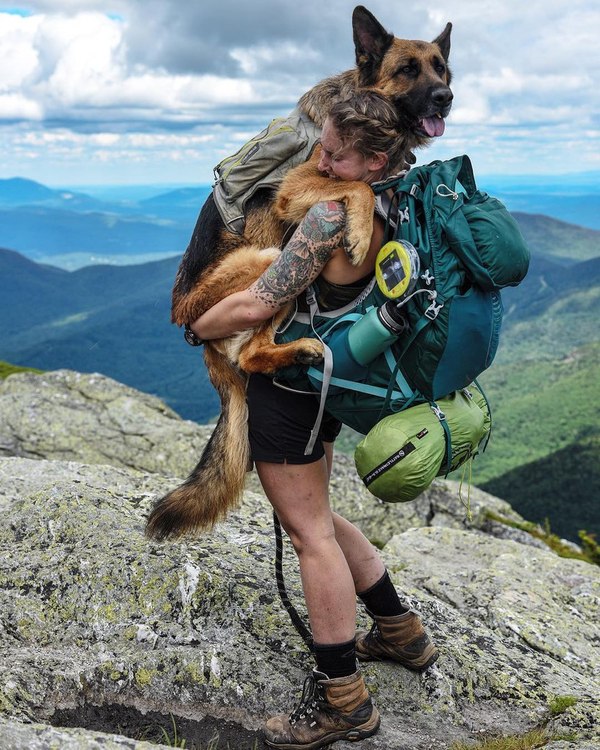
[425, 297, 444, 320]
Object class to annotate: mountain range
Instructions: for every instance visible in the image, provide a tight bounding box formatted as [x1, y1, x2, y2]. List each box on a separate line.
[0, 249, 215, 423]
[0, 177, 211, 269]
[1, 178, 599, 543]
[1, 175, 598, 268]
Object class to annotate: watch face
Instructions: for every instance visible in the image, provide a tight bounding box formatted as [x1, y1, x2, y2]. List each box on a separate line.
[184, 327, 202, 346]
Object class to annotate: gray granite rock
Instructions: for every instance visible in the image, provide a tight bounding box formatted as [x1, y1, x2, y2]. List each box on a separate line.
[1, 454, 598, 749]
[0, 369, 597, 749]
[0, 716, 171, 750]
[0, 370, 211, 476]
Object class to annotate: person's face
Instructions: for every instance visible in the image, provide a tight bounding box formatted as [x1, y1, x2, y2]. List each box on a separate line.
[317, 118, 387, 183]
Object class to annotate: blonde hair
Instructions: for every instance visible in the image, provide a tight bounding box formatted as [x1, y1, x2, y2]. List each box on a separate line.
[327, 92, 407, 172]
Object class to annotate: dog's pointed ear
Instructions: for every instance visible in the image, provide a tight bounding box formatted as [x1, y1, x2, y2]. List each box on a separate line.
[433, 22, 452, 62]
[352, 6, 394, 85]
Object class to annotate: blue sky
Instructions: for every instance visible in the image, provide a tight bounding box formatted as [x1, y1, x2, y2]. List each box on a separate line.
[0, 0, 598, 185]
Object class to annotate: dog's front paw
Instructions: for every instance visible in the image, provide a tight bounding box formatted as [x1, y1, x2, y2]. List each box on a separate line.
[294, 339, 324, 366]
[344, 227, 371, 267]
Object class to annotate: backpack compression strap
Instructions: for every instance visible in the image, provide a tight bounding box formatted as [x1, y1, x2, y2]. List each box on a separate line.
[303, 285, 334, 455]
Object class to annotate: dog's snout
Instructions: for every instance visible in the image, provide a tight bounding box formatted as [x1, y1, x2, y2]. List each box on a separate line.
[431, 87, 453, 108]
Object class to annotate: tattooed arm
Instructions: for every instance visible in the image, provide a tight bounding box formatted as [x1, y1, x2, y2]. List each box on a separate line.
[190, 201, 346, 340]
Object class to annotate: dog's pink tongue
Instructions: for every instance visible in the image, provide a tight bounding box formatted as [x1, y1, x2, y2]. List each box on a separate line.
[422, 116, 446, 137]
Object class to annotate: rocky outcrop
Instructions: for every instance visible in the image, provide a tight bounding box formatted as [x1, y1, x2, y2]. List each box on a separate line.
[0, 369, 212, 476]
[0, 371, 598, 749]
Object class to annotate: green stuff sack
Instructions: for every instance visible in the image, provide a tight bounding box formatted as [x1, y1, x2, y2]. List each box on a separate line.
[466, 381, 492, 448]
[354, 385, 489, 503]
[439, 386, 488, 474]
[354, 402, 444, 504]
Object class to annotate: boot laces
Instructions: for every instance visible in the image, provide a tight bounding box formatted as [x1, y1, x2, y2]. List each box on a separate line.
[289, 674, 324, 726]
[365, 620, 381, 646]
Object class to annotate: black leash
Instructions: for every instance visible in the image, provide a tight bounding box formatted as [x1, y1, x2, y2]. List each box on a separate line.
[273, 511, 314, 651]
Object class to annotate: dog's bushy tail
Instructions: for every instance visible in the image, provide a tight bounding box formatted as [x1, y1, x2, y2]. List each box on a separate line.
[145, 347, 249, 540]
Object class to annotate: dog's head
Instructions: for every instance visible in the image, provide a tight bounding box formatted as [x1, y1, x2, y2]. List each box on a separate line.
[353, 6, 453, 150]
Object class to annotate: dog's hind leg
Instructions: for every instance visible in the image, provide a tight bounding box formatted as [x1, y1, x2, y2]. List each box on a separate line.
[145, 346, 249, 539]
[237, 316, 324, 374]
[171, 246, 280, 327]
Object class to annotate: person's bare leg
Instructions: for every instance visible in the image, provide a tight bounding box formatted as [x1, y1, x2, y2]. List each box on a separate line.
[331, 512, 385, 593]
[322, 441, 386, 593]
[256, 456, 356, 644]
[260, 448, 382, 748]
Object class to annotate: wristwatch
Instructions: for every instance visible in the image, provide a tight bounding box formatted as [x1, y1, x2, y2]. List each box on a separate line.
[184, 325, 204, 347]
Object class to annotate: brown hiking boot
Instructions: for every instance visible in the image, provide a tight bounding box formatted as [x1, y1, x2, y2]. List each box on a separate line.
[355, 610, 438, 671]
[263, 669, 380, 749]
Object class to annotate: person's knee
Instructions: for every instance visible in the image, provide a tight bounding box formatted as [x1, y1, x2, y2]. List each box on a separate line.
[284, 522, 336, 559]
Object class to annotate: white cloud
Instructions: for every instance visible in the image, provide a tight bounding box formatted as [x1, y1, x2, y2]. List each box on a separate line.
[0, 9, 278, 123]
[0, 0, 598, 180]
[180, 76, 256, 106]
[230, 41, 321, 76]
[0, 122, 220, 182]
[41, 13, 123, 104]
[0, 13, 41, 90]
[0, 93, 42, 119]
[460, 68, 591, 99]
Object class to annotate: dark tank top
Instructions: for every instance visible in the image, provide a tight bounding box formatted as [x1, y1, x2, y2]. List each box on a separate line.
[298, 272, 374, 313]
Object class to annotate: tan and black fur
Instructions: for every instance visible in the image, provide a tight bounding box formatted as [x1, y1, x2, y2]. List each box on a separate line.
[145, 5, 453, 540]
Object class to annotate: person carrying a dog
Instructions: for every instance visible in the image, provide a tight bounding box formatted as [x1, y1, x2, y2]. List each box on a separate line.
[189, 91, 438, 750]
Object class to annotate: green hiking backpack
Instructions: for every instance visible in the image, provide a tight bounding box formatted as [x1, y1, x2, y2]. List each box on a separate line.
[385, 154, 528, 398]
[275, 154, 529, 445]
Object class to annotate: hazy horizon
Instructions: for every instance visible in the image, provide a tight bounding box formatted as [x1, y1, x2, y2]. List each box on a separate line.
[0, 1, 598, 185]
[4, 170, 600, 191]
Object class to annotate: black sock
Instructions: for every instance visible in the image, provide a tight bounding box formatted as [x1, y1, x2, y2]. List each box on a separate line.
[358, 570, 409, 617]
[313, 638, 357, 679]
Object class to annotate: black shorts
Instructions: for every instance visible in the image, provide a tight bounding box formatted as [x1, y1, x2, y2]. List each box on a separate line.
[247, 373, 342, 464]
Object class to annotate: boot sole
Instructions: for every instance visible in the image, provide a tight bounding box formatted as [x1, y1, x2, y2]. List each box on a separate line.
[356, 644, 439, 672]
[264, 707, 381, 750]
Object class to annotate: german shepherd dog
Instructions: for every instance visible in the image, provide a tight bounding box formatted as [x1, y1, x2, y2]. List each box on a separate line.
[145, 6, 452, 540]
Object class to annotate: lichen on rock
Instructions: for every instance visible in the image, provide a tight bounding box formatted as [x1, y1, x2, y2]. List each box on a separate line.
[0, 370, 212, 476]
[0, 369, 598, 749]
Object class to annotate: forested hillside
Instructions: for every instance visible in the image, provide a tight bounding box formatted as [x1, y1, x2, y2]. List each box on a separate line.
[474, 344, 599, 541]
[2, 210, 598, 541]
[0, 248, 217, 422]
